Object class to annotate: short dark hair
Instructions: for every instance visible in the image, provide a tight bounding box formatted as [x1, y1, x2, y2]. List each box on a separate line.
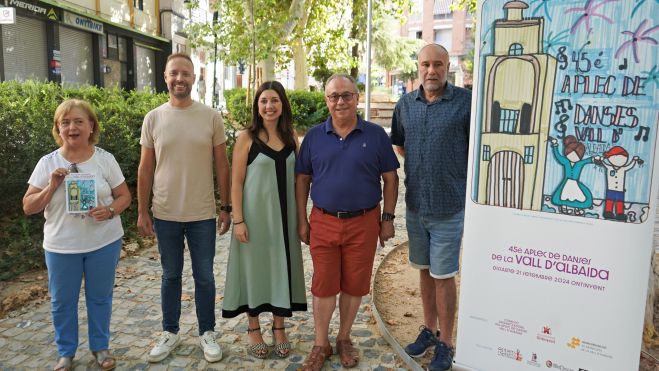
[166, 53, 193, 67]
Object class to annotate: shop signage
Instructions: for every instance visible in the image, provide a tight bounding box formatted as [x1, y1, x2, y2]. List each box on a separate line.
[62, 11, 103, 35]
[8, 0, 46, 16]
[0, 7, 15, 24]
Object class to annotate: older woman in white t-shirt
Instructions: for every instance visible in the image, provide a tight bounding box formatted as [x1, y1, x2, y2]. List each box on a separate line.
[23, 99, 130, 371]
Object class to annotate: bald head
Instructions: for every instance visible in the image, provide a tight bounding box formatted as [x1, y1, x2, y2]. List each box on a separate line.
[417, 43, 450, 97]
[417, 43, 449, 59]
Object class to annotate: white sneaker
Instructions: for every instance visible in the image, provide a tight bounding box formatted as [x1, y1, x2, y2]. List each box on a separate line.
[148, 331, 181, 362]
[200, 331, 223, 362]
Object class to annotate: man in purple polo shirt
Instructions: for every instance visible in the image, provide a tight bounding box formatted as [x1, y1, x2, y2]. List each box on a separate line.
[295, 74, 399, 370]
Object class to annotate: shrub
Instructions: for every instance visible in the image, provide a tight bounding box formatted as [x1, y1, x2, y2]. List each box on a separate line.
[0, 81, 169, 280]
[223, 88, 329, 136]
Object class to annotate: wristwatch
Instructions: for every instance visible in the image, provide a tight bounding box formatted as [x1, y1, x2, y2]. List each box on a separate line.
[108, 206, 115, 219]
[381, 212, 395, 222]
[220, 205, 232, 213]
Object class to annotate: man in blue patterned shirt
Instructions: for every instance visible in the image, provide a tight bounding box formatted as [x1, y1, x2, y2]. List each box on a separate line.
[390, 43, 471, 371]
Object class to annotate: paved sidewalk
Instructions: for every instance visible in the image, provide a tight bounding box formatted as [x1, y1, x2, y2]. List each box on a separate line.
[0, 167, 410, 370]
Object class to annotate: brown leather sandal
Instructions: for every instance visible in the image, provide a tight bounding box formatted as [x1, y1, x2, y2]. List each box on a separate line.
[336, 339, 360, 368]
[302, 344, 333, 371]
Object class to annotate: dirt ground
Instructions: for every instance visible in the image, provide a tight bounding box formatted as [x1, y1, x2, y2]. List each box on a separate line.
[373, 244, 659, 371]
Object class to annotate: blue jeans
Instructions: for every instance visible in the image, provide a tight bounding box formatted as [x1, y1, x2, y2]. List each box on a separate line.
[154, 218, 216, 335]
[45, 239, 121, 357]
[406, 209, 464, 279]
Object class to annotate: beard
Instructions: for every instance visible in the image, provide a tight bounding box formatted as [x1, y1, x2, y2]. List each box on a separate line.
[168, 83, 192, 98]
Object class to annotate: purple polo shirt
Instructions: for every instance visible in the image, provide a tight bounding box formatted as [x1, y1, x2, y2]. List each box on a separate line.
[295, 116, 400, 212]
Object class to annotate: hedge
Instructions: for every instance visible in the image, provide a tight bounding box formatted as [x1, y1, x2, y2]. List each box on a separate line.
[0, 82, 331, 281]
[0, 81, 168, 281]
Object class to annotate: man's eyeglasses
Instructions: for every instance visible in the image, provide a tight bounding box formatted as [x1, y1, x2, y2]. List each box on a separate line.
[68, 163, 79, 173]
[327, 93, 357, 103]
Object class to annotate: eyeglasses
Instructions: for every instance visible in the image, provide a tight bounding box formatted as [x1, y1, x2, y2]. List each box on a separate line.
[59, 119, 87, 128]
[68, 163, 79, 173]
[327, 93, 357, 103]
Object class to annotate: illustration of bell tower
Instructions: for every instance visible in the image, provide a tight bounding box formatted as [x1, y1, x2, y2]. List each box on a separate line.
[476, 0, 557, 210]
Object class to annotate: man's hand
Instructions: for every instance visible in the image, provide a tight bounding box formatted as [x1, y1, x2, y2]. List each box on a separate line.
[217, 212, 231, 235]
[137, 212, 155, 237]
[379, 220, 395, 247]
[298, 219, 310, 245]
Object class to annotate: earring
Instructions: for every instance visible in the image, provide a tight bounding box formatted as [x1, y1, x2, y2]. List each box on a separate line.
[90, 130, 93, 133]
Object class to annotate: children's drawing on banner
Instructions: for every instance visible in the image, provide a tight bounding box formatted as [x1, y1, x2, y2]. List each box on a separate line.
[471, 0, 658, 224]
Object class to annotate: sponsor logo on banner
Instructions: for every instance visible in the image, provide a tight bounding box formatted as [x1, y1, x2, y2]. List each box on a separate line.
[545, 359, 576, 371]
[567, 337, 581, 349]
[526, 352, 541, 367]
[497, 347, 523, 362]
[537, 325, 556, 344]
[495, 318, 528, 335]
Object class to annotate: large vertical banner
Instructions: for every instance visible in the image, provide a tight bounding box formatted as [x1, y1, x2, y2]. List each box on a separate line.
[457, 0, 658, 370]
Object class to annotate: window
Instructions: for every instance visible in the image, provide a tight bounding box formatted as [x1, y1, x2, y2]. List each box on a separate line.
[416, 31, 423, 39]
[483, 145, 491, 161]
[433, 0, 453, 19]
[106, 33, 118, 60]
[524, 146, 535, 164]
[134, 0, 144, 11]
[499, 109, 519, 133]
[118, 37, 127, 62]
[434, 28, 453, 52]
[509, 43, 523, 55]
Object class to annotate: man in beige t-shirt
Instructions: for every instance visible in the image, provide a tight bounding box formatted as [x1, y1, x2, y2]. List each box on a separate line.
[137, 53, 230, 363]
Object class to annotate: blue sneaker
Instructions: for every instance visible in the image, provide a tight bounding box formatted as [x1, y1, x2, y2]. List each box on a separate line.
[404, 326, 438, 358]
[427, 341, 455, 371]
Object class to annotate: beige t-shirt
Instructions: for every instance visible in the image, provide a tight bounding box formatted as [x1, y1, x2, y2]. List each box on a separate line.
[140, 101, 227, 222]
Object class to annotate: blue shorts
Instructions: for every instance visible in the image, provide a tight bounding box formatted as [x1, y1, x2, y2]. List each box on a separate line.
[406, 209, 464, 279]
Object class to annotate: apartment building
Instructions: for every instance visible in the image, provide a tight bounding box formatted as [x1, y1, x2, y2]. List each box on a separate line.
[0, 0, 235, 101]
[395, 0, 474, 91]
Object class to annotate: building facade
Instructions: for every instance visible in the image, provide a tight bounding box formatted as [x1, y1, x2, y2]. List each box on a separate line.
[0, 0, 173, 91]
[395, 0, 474, 91]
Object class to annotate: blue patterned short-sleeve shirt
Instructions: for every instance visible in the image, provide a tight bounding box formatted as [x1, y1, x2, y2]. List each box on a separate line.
[390, 83, 471, 218]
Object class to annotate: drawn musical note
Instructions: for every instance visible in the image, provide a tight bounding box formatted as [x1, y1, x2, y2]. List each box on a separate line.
[634, 126, 650, 142]
[554, 99, 573, 115]
[618, 58, 628, 70]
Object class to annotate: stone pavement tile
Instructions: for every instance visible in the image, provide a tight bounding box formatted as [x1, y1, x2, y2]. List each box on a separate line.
[5, 353, 29, 366]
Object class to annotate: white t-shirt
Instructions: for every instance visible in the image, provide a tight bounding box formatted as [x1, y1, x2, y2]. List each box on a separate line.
[28, 147, 125, 254]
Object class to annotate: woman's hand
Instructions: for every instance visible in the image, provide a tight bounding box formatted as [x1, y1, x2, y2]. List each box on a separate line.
[88, 206, 114, 222]
[49, 167, 69, 190]
[234, 222, 249, 243]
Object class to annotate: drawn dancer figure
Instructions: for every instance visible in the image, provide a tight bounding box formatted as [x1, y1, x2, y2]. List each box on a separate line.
[593, 146, 643, 222]
[549, 135, 595, 216]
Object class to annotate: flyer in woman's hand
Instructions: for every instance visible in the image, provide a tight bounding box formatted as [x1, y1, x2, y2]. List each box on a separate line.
[65, 173, 97, 213]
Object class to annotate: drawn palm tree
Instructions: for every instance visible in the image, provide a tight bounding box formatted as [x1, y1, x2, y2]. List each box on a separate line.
[615, 19, 659, 63]
[565, 0, 617, 34]
[632, 0, 659, 18]
[530, 0, 552, 21]
[543, 30, 570, 54]
[640, 65, 658, 89]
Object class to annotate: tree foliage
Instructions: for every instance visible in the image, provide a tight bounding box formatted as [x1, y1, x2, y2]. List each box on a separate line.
[186, 0, 415, 88]
[372, 13, 423, 76]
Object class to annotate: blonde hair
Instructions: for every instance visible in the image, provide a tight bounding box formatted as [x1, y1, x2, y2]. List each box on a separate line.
[52, 99, 101, 146]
